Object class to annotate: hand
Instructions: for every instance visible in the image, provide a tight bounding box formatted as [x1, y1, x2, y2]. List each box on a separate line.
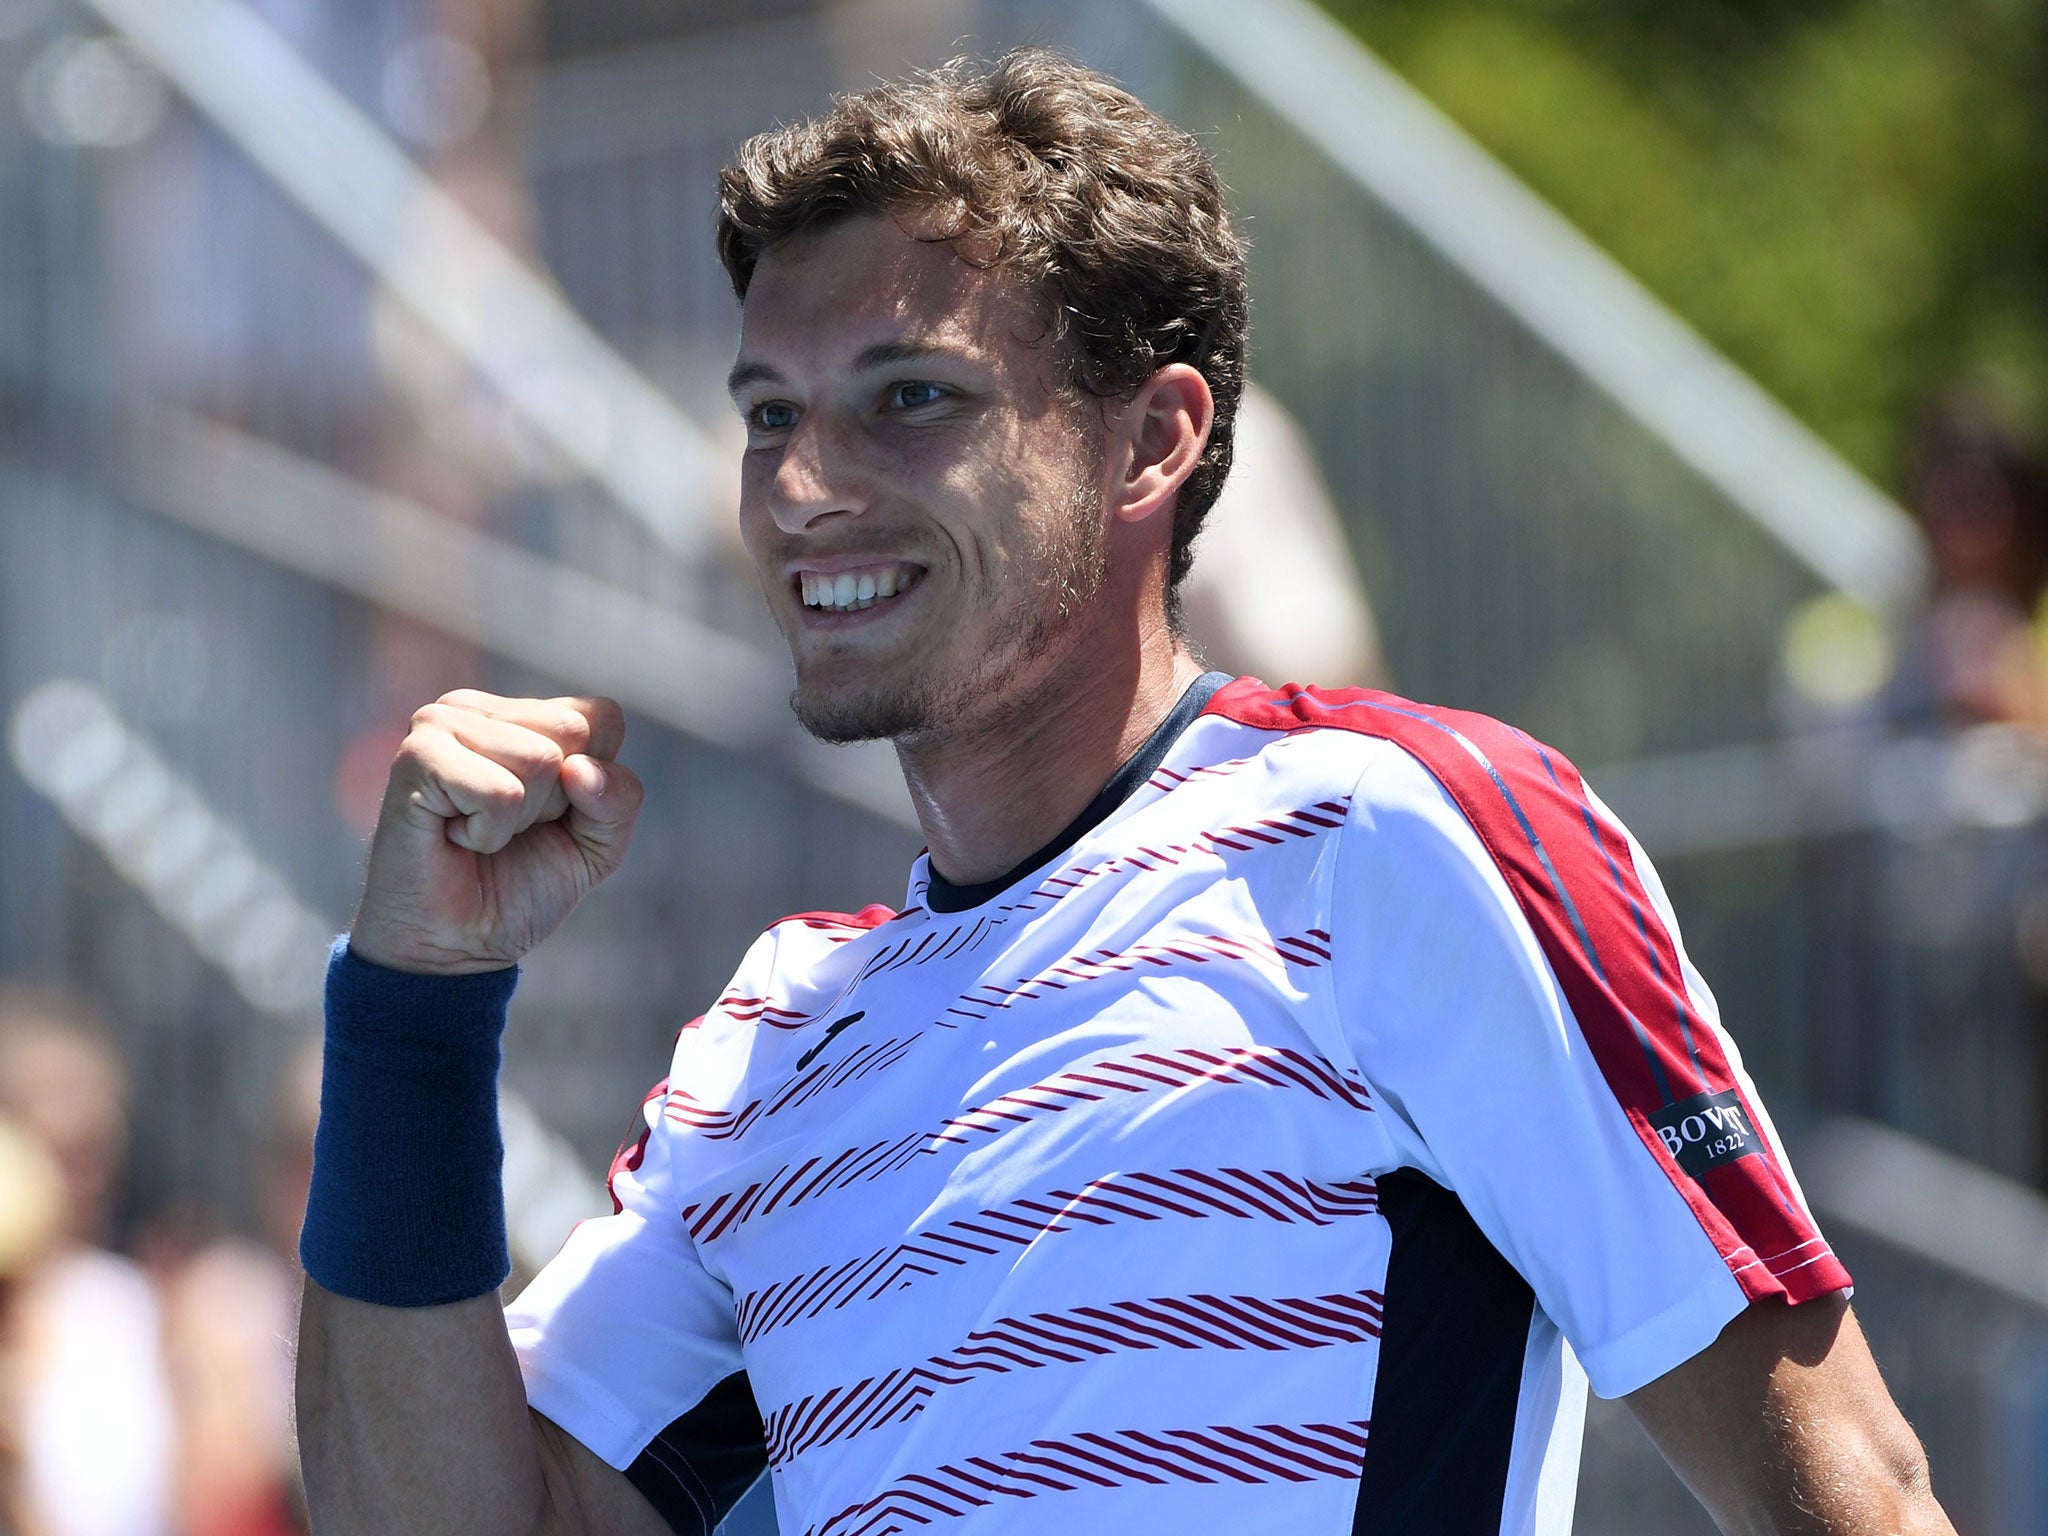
[348, 691, 644, 975]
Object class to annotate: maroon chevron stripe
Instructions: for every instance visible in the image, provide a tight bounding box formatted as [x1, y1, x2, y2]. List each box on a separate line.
[713, 995, 815, 1028]
[1206, 677, 1854, 1307]
[712, 847, 1351, 1056]
[661, 1032, 922, 1143]
[803, 1418, 1370, 1536]
[1141, 752, 1265, 792]
[602, 1077, 670, 1215]
[680, 1046, 1372, 1244]
[846, 915, 1001, 983]
[763, 1288, 1383, 1466]
[995, 801, 1350, 915]
[941, 929, 1336, 1025]
[733, 1169, 1378, 1343]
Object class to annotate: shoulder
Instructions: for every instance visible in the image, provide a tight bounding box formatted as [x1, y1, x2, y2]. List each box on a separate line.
[760, 904, 900, 941]
[739, 902, 904, 970]
[697, 901, 903, 1034]
[1205, 680, 1645, 968]
[1204, 677, 1563, 774]
[1201, 678, 1595, 841]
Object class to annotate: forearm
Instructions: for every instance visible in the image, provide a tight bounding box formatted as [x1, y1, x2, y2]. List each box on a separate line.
[296, 1284, 549, 1536]
[1706, 1412, 1952, 1536]
[293, 697, 651, 1534]
[295, 942, 553, 1534]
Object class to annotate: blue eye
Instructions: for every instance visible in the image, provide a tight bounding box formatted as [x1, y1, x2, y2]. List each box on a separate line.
[889, 381, 945, 409]
[751, 401, 797, 432]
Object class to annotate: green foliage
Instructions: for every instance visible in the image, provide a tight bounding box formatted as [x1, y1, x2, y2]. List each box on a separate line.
[1316, 0, 2048, 486]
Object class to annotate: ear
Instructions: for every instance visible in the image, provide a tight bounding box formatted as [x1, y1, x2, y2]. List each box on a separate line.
[1107, 363, 1215, 528]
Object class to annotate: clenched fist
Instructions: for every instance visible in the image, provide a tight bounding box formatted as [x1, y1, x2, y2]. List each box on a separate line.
[348, 691, 644, 975]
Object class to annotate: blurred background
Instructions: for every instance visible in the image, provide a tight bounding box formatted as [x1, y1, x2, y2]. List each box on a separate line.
[0, 0, 2042, 1531]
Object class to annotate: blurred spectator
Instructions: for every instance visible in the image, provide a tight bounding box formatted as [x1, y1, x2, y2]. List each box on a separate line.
[1180, 382, 1389, 690]
[1780, 391, 2048, 1189]
[1886, 389, 2048, 733]
[152, 1043, 317, 1536]
[0, 1111, 65, 1536]
[0, 988, 175, 1536]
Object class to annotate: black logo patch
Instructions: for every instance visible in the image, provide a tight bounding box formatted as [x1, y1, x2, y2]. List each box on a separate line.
[795, 1010, 865, 1071]
[1648, 1089, 1759, 1179]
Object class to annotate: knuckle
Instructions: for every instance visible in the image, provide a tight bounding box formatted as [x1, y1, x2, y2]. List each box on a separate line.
[393, 729, 434, 770]
[561, 694, 622, 747]
[481, 780, 525, 815]
[498, 732, 563, 778]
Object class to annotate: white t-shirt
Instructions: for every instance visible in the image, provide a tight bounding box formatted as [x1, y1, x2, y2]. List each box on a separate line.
[508, 676, 1848, 1536]
[18, 1248, 177, 1536]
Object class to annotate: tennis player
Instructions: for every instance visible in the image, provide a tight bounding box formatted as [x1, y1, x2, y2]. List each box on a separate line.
[294, 50, 1955, 1536]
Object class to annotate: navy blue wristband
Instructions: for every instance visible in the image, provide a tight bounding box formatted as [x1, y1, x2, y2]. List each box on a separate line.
[299, 936, 520, 1307]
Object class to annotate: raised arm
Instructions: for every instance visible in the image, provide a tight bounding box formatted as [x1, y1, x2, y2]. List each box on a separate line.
[1625, 1294, 1955, 1536]
[293, 690, 663, 1536]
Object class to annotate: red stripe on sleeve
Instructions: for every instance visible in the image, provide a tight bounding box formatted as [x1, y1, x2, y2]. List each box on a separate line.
[1206, 678, 1850, 1306]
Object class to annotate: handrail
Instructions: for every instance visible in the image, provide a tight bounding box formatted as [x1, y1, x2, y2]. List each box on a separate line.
[81, 0, 722, 559]
[1137, 0, 1931, 614]
[118, 411, 918, 829]
[1800, 1116, 2048, 1314]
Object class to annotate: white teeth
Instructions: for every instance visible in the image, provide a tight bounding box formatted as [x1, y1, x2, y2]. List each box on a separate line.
[799, 566, 919, 610]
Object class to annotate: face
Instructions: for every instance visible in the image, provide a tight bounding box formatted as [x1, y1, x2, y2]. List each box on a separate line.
[0, 1029, 128, 1245]
[730, 213, 1110, 744]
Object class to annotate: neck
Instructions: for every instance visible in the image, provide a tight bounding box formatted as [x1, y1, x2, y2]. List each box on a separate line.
[895, 617, 1207, 889]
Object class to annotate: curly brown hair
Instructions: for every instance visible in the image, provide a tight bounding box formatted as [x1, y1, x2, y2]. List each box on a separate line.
[716, 48, 1250, 623]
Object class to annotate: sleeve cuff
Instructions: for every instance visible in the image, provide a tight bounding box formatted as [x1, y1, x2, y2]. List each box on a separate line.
[512, 1330, 658, 1471]
[1575, 1262, 1844, 1399]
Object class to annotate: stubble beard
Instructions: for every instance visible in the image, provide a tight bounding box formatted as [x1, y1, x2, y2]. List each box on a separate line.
[789, 475, 1107, 747]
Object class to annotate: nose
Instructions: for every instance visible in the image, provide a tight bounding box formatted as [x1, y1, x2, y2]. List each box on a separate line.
[765, 413, 868, 536]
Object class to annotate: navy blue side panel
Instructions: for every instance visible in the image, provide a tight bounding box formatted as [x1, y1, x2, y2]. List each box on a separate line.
[1353, 1171, 1535, 1534]
[618, 1371, 769, 1536]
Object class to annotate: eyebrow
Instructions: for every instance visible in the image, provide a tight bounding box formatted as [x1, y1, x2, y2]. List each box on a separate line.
[725, 359, 782, 398]
[851, 341, 965, 373]
[725, 340, 974, 400]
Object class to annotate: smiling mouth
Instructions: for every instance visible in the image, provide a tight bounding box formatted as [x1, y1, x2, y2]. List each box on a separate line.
[796, 562, 924, 614]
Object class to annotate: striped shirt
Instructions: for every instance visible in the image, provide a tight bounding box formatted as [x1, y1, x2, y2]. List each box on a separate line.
[508, 674, 1848, 1535]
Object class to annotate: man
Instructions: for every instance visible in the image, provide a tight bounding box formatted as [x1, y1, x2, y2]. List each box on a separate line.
[0, 989, 178, 1536]
[294, 49, 1954, 1536]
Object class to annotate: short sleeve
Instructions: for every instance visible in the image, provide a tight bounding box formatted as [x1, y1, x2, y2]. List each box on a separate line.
[506, 1073, 764, 1525]
[1328, 739, 1849, 1399]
